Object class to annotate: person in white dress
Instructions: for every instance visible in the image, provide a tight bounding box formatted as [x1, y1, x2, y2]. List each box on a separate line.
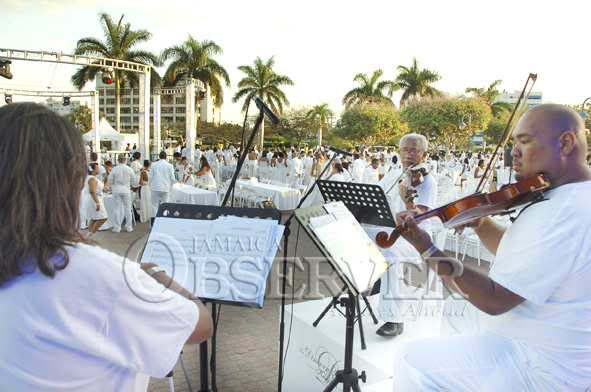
[327, 162, 346, 182]
[180, 157, 194, 186]
[195, 156, 217, 189]
[273, 152, 288, 184]
[85, 163, 108, 236]
[139, 160, 152, 223]
[351, 153, 365, 183]
[130, 152, 142, 194]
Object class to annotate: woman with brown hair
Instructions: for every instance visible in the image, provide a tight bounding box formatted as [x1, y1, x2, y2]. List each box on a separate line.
[0, 103, 212, 391]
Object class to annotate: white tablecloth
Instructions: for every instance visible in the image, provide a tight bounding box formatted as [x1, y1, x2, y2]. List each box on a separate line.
[171, 184, 218, 206]
[236, 179, 301, 210]
[99, 193, 136, 231]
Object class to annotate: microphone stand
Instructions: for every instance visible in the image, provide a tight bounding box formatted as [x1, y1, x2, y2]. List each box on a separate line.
[197, 106, 265, 392]
[278, 152, 340, 392]
[222, 110, 264, 207]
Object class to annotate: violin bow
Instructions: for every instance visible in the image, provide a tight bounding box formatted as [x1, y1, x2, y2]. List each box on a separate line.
[476, 73, 538, 193]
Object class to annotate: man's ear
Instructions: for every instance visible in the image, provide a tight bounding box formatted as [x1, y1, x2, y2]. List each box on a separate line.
[559, 131, 576, 155]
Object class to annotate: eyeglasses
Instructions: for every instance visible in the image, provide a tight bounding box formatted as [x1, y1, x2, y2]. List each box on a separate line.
[399, 148, 422, 156]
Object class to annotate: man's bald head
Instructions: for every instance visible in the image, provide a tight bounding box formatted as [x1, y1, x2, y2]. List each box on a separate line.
[512, 103, 590, 186]
[523, 103, 585, 139]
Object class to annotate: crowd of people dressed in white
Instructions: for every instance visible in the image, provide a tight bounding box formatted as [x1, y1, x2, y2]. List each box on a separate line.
[80, 138, 525, 238]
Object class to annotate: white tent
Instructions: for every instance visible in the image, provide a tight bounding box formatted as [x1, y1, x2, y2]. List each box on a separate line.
[82, 118, 125, 142]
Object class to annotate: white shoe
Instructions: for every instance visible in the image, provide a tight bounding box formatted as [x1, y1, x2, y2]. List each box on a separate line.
[112, 228, 120, 233]
[125, 228, 133, 233]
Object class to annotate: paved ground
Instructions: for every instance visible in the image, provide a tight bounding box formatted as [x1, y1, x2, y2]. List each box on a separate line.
[91, 211, 489, 391]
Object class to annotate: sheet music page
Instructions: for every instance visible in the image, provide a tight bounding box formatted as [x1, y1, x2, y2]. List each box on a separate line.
[140, 216, 283, 308]
[311, 205, 388, 293]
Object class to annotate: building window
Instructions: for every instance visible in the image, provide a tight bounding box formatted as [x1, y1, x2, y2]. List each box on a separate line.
[106, 107, 115, 114]
[99, 99, 104, 105]
[106, 98, 115, 105]
[121, 98, 131, 105]
[121, 107, 131, 114]
[106, 90, 115, 96]
[176, 107, 186, 114]
[122, 89, 131, 96]
[133, 98, 139, 105]
[175, 97, 186, 105]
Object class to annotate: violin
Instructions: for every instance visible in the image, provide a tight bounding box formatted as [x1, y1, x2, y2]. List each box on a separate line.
[375, 174, 551, 248]
[376, 73, 541, 249]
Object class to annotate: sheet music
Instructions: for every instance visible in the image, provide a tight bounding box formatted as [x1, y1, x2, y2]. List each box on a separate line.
[140, 216, 283, 308]
[309, 202, 388, 293]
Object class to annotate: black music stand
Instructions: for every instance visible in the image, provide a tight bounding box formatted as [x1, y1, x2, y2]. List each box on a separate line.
[312, 180, 396, 350]
[294, 202, 389, 392]
[148, 203, 282, 392]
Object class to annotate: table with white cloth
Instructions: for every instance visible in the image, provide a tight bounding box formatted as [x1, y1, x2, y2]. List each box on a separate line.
[222, 162, 237, 179]
[99, 193, 136, 231]
[235, 179, 301, 210]
[171, 184, 219, 206]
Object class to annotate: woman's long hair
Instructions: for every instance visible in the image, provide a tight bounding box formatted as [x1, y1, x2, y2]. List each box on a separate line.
[0, 103, 88, 287]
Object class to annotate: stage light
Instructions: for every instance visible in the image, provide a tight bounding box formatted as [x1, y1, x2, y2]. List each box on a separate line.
[63, 97, 71, 106]
[5, 94, 12, 104]
[102, 68, 114, 84]
[0, 59, 13, 80]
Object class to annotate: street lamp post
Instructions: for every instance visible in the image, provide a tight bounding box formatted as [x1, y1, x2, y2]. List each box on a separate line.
[580, 97, 591, 120]
[458, 114, 472, 155]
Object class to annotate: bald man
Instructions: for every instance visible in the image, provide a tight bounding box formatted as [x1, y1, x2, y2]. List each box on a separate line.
[391, 104, 591, 391]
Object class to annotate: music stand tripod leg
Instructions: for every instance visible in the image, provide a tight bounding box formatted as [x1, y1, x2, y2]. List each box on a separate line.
[355, 296, 367, 351]
[360, 294, 379, 324]
[323, 293, 366, 392]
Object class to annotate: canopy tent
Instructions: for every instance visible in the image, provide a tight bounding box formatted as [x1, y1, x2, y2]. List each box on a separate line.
[82, 118, 125, 142]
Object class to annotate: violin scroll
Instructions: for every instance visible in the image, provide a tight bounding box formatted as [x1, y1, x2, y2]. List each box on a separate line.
[375, 228, 402, 249]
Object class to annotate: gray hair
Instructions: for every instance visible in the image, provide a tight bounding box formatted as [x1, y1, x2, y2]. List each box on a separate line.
[399, 133, 428, 152]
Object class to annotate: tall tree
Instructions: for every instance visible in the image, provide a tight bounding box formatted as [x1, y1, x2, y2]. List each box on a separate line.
[160, 34, 231, 109]
[307, 103, 334, 147]
[340, 101, 408, 148]
[466, 79, 512, 116]
[71, 13, 162, 131]
[395, 57, 442, 106]
[232, 56, 294, 148]
[342, 69, 398, 108]
[401, 96, 492, 154]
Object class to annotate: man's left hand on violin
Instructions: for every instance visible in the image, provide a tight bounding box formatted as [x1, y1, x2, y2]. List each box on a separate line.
[398, 215, 433, 254]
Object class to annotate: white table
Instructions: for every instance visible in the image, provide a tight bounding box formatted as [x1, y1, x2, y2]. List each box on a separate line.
[236, 179, 301, 210]
[171, 184, 218, 206]
[99, 193, 136, 231]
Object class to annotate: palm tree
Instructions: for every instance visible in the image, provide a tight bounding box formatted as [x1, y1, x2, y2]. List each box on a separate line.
[71, 13, 162, 132]
[160, 34, 231, 111]
[395, 57, 442, 106]
[307, 103, 334, 147]
[466, 79, 512, 116]
[342, 69, 398, 108]
[232, 56, 294, 148]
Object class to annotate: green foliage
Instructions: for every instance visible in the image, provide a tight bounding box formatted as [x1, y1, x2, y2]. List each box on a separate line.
[276, 105, 314, 147]
[401, 95, 492, 153]
[160, 34, 230, 106]
[340, 101, 408, 148]
[198, 121, 243, 144]
[342, 69, 398, 108]
[64, 105, 104, 132]
[232, 56, 294, 116]
[71, 13, 162, 90]
[466, 79, 511, 117]
[483, 108, 512, 145]
[396, 58, 442, 106]
[71, 13, 162, 131]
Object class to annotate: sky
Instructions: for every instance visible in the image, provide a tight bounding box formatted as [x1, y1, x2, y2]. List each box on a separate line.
[2, 0, 591, 124]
